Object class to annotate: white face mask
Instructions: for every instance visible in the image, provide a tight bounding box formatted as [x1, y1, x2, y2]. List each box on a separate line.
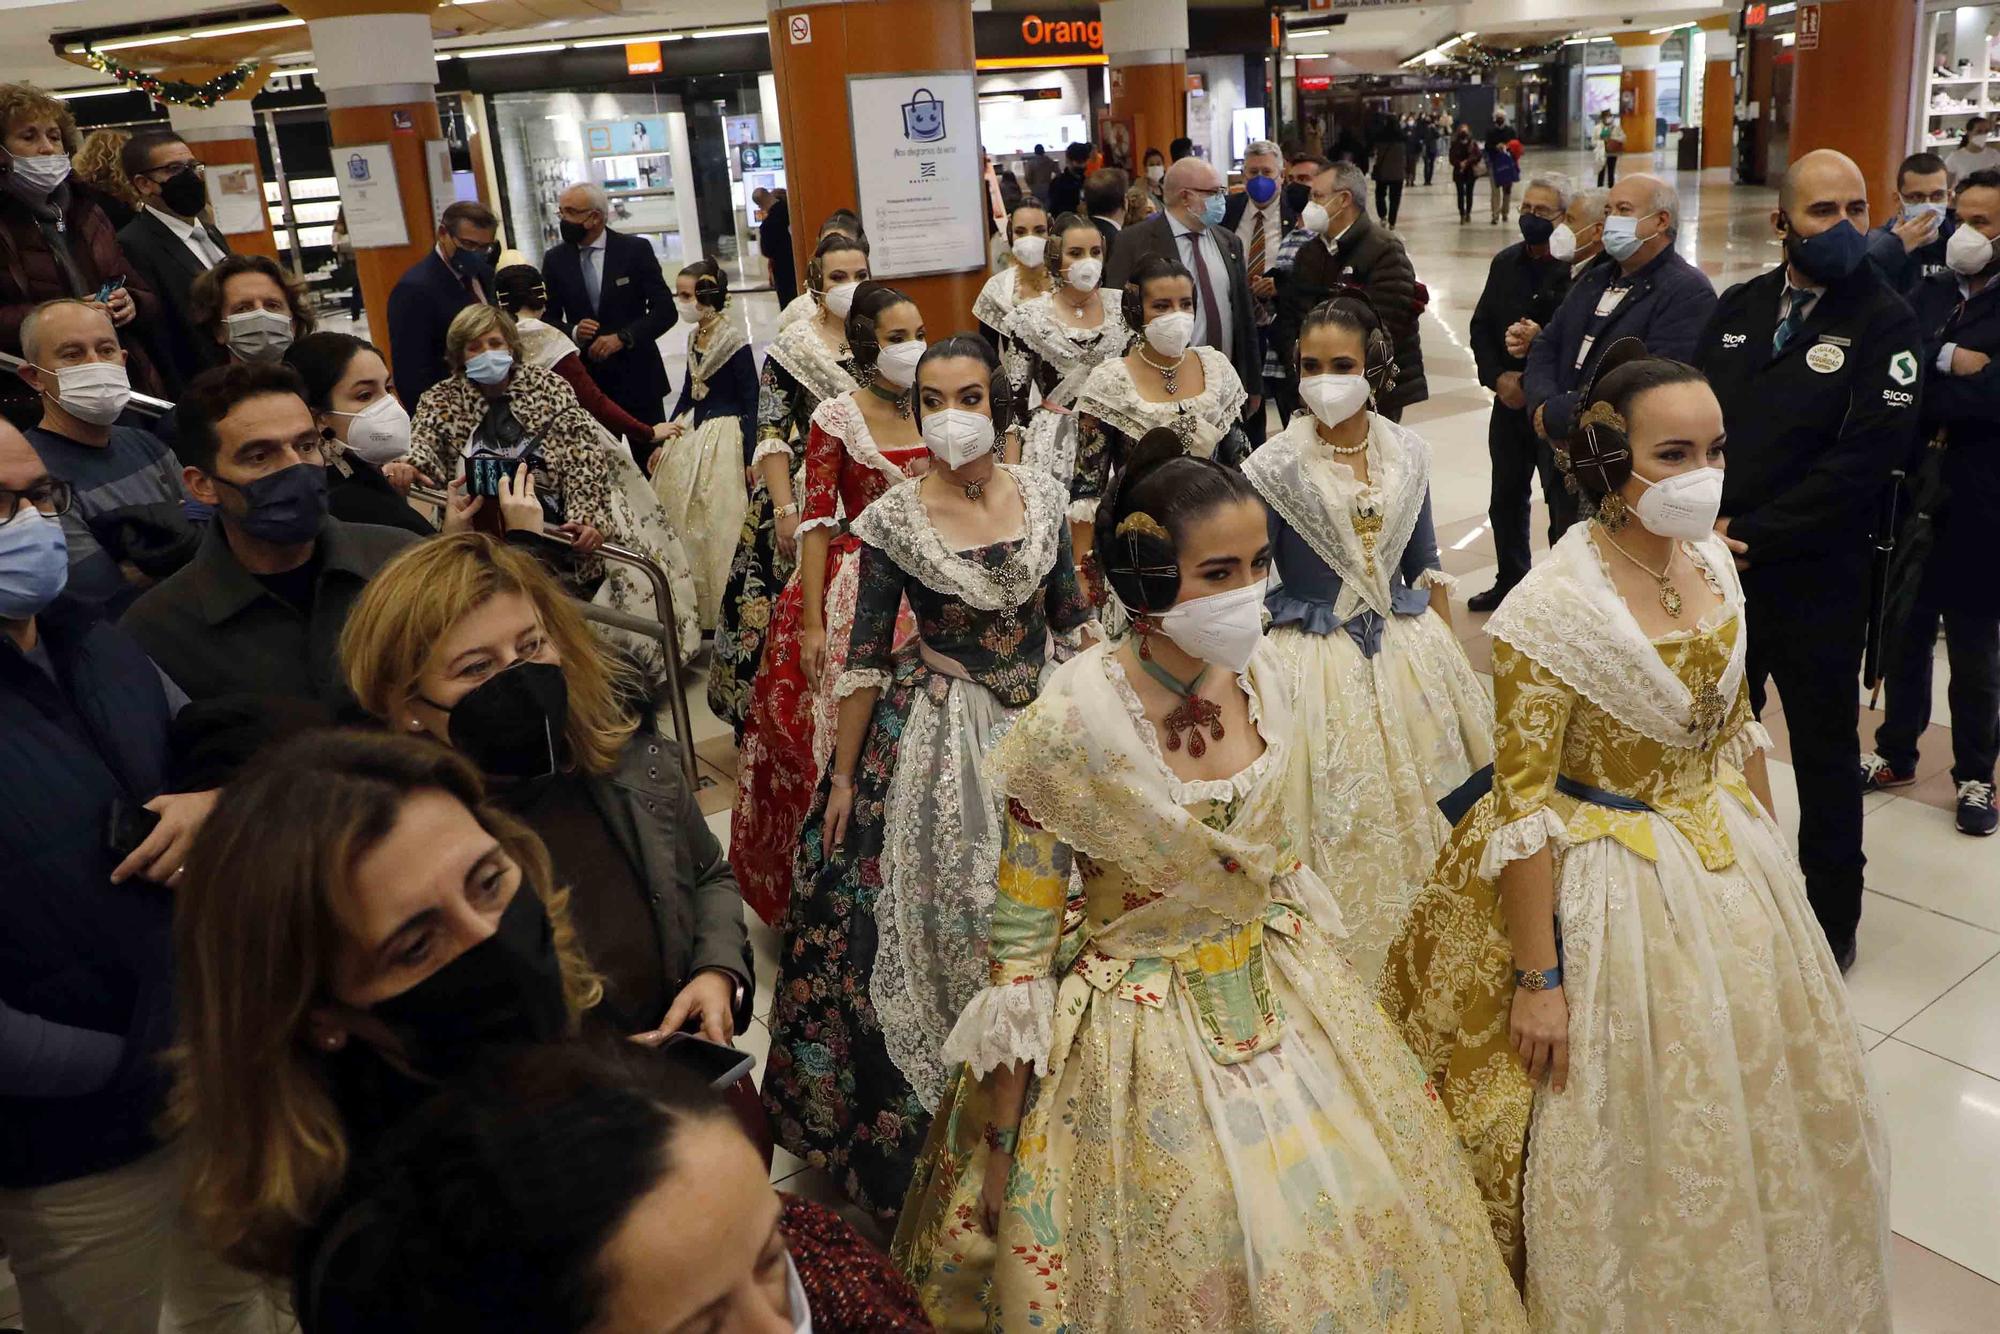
[1972, 133, 1990, 150]
[40, 359, 130, 426]
[329, 394, 412, 464]
[1064, 256, 1103, 292]
[1144, 311, 1196, 359]
[1011, 234, 1047, 268]
[822, 281, 860, 319]
[224, 308, 294, 362]
[1156, 577, 1267, 674]
[874, 338, 927, 389]
[1947, 221, 1995, 275]
[5, 150, 71, 198]
[1146, 164, 1166, 184]
[1299, 200, 1331, 237]
[922, 407, 995, 469]
[1632, 466, 1724, 541]
[1298, 373, 1370, 429]
[784, 1252, 814, 1334]
[673, 296, 702, 324]
[1548, 222, 1578, 261]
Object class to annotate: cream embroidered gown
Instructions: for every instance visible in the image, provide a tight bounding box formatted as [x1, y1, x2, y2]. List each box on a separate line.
[1244, 412, 1493, 982]
[999, 292, 1129, 502]
[652, 316, 754, 631]
[1379, 525, 1891, 1330]
[894, 639, 1527, 1333]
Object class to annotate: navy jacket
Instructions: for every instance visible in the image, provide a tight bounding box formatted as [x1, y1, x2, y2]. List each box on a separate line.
[542, 228, 677, 425]
[387, 251, 480, 410]
[1866, 218, 1951, 299]
[1524, 244, 1718, 441]
[1, 597, 178, 1187]
[1912, 271, 2000, 614]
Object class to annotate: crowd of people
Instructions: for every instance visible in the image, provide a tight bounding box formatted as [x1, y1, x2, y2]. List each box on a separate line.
[1, 69, 1978, 1333]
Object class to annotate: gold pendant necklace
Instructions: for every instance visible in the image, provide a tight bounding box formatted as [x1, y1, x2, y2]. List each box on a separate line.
[1600, 531, 1683, 617]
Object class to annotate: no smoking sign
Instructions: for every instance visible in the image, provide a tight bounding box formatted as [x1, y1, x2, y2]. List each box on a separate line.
[789, 14, 811, 44]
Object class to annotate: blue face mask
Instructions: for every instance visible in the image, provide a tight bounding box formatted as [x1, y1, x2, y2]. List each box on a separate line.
[1245, 174, 1278, 206]
[0, 507, 69, 619]
[1199, 191, 1226, 227]
[1785, 216, 1869, 285]
[216, 461, 328, 546]
[465, 350, 515, 386]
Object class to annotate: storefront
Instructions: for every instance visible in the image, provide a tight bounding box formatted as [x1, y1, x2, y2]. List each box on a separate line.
[973, 9, 1105, 177]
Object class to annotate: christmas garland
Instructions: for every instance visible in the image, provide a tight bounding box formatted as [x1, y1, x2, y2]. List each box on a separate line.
[77, 51, 258, 108]
[1440, 39, 1570, 71]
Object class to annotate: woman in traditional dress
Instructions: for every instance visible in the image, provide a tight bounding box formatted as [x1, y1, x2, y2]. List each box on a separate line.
[1244, 296, 1492, 982]
[777, 209, 865, 330]
[972, 200, 1051, 348]
[1379, 347, 1890, 1327]
[764, 336, 1091, 1222]
[1002, 211, 1129, 496]
[728, 281, 928, 927]
[648, 257, 755, 633]
[1071, 253, 1247, 557]
[894, 435, 1526, 1332]
[707, 232, 868, 736]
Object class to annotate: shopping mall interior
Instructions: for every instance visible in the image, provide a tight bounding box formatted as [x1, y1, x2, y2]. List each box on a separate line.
[1, 1, 1996, 1329]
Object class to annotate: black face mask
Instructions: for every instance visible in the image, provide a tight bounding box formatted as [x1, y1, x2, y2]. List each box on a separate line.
[448, 243, 497, 281]
[368, 885, 569, 1077]
[1282, 181, 1312, 217]
[424, 659, 568, 780]
[558, 218, 589, 248]
[1519, 213, 1556, 247]
[160, 168, 207, 218]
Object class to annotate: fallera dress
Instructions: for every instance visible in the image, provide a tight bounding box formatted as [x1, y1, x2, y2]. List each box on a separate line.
[1378, 525, 1892, 1329]
[894, 639, 1528, 1333]
[1244, 411, 1492, 982]
[729, 390, 923, 927]
[1071, 346, 1248, 524]
[651, 314, 755, 631]
[707, 319, 856, 737]
[999, 292, 1130, 506]
[764, 465, 1092, 1221]
[972, 263, 1043, 348]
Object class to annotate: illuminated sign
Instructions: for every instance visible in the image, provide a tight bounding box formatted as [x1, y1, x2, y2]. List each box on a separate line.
[1020, 15, 1102, 50]
[1745, 4, 1766, 26]
[626, 41, 662, 75]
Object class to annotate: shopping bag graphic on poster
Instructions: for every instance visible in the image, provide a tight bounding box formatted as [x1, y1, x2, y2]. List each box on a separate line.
[902, 87, 945, 142]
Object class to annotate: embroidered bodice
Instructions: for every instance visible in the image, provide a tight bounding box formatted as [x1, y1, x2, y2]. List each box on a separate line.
[798, 392, 928, 542]
[1002, 293, 1130, 407]
[756, 320, 858, 466]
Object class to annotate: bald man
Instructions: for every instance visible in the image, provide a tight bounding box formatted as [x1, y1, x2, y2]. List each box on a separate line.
[1696, 147, 1923, 969]
[1105, 155, 1263, 423]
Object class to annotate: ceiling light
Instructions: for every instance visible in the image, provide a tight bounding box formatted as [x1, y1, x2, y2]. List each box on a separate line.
[280, 66, 316, 78]
[452, 42, 568, 58]
[571, 32, 687, 49]
[190, 17, 304, 38]
[53, 86, 133, 99]
[691, 25, 763, 39]
[79, 34, 187, 53]
[1650, 24, 1692, 35]
[1768, 2, 1796, 13]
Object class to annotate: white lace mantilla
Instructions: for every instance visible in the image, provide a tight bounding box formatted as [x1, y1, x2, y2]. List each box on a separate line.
[765, 318, 856, 407]
[777, 291, 817, 330]
[684, 315, 748, 400]
[809, 392, 916, 485]
[1485, 524, 1747, 750]
[848, 465, 1066, 609]
[1005, 294, 1131, 406]
[514, 317, 579, 373]
[973, 265, 1035, 332]
[1243, 412, 1433, 621]
[1077, 347, 1246, 457]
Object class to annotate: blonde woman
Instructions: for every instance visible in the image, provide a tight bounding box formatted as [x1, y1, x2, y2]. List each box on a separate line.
[72, 127, 139, 229]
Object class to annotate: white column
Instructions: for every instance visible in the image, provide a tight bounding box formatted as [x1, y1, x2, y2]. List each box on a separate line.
[166, 97, 256, 143]
[1100, 0, 1188, 68]
[306, 11, 437, 108]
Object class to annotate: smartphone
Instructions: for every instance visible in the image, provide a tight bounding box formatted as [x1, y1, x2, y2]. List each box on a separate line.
[465, 454, 507, 499]
[105, 797, 161, 860]
[660, 1032, 755, 1090]
[94, 276, 126, 304]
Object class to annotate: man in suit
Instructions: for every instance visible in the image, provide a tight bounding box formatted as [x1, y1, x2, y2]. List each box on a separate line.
[386, 199, 498, 409]
[116, 131, 231, 396]
[1106, 155, 1262, 429]
[543, 183, 676, 449]
[1083, 167, 1128, 255]
[752, 188, 796, 306]
[1223, 139, 1297, 439]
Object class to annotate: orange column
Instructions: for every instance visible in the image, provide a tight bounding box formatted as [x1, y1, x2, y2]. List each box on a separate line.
[161, 67, 279, 262]
[1613, 33, 1664, 172]
[1103, 0, 1188, 164]
[1790, 0, 1920, 203]
[767, 0, 984, 334]
[285, 0, 450, 367]
[1699, 15, 1737, 180]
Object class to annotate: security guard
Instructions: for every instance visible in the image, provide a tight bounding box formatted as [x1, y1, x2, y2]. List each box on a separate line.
[1696, 149, 1922, 971]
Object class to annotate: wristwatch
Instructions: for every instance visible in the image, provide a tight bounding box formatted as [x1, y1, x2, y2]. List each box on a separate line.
[983, 1123, 1019, 1155]
[1514, 965, 1563, 991]
[774, 501, 800, 518]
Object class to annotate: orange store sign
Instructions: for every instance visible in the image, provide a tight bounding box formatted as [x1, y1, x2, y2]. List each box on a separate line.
[1020, 15, 1102, 51]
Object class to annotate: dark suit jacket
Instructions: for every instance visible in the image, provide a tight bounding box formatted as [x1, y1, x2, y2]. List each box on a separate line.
[116, 209, 230, 395]
[386, 251, 478, 410]
[1090, 214, 1118, 260]
[542, 227, 677, 424]
[1220, 191, 1299, 239]
[1274, 212, 1428, 413]
[1105, 211, 1261, 403]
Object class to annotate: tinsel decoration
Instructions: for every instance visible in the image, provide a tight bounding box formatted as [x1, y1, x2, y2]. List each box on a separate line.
[1438, 40, 1570, 71]
[77, 52, 258, 108]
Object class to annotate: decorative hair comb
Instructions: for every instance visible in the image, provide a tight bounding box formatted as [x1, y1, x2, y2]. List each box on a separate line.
[1115, 512, 1169, 542]
[1578, 401, 1627, 435]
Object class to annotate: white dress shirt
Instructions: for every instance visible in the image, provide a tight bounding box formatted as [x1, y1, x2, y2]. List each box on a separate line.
[144, 205, 225, 268]
[1167, 210, 1235, 357]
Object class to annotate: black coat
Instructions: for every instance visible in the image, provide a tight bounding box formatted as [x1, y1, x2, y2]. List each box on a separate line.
[1275, 212, 1428, 413]
[757, 196, 795, 301]
[386, 251, 479, 410]
[1047, 166, 1085, 219]
[542, 227, 677, 425]
[116, 209, 230, 395]
[1106, 211, 1262, 404]
[1469, 241, 1571, 391]
[1697, 263, 1922, 568]
[1911, 271, 2000, 613]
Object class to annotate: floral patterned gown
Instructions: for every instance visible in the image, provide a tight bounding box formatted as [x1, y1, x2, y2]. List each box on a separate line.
[1378, 525, 1891, 1329]
[894, 639, 1527, 1333]
[1070, 346, 1247, 525]
[999, 293, 1129, 504]
[729, 391, 925, 927]
[707, 321, 856, 736]
[1244, 411, 1492, 983]
[765, 466, 1092, 1223]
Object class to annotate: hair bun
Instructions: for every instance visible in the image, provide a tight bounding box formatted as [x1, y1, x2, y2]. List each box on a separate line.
[1590, 337, 1650, 391]
[1124, 426, 1187, 480]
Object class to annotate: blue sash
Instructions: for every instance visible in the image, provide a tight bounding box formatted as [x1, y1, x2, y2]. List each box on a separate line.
[1436, 763, 1654, 828]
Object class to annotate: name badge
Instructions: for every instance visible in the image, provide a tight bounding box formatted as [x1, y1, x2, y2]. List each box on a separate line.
[1819, 334, 1852, 347]
[615, 275, 632, 287]
[1806, 342, 1846, 374]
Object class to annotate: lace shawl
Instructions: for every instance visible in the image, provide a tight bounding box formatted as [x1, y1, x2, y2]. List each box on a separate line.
[1076, 346, 1246, 457]
[1243, 412, 1432, 622]
[1005, 294, 1131, 406]
[1484, 524, 1747, 750]
[513, 317, 578, 373]
[848, 466, 1067, 610]
[809, 392, 914, 486]
[684, 316, 749, 400]
[765, 318, 856, 405]
[973, 265, 1027, 330]
[777, 291, 817, 329]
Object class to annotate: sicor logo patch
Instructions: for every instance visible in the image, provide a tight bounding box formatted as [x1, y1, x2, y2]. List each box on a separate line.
[1889, 350, 1918, 386]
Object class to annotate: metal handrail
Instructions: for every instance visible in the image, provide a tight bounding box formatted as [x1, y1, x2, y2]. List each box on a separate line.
[0, 350, 175, 418]
[407, 484, 698, 790]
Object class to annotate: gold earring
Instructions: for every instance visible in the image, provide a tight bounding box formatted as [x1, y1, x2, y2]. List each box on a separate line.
[1597, 491, 1629, 532]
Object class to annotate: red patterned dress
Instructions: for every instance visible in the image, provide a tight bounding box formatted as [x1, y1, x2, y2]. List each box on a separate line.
[730, 392, 926, 925]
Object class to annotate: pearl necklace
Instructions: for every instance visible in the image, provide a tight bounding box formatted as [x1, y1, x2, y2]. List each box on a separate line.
[1137, 345, 1189, 395]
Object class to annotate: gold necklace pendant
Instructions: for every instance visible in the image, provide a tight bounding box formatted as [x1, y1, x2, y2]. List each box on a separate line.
[1658, 579, 1684, 618]
[1352, 510, 1385, 577]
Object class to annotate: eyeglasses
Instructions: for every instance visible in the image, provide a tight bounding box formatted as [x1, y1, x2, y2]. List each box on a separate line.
[1520, 203, 1564, 220]
[0, 478, 73, 526]
[140, 160, 205, 182]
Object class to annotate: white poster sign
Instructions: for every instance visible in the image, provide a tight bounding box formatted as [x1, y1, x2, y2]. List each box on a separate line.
[206, 163, 265, 236]
[333, 144, 408, 248]
[846, 72, 985, 279]
[425, 139, 456, 219]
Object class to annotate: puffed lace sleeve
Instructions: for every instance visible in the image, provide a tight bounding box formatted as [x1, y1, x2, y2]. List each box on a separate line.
[940, 802, 1070, 1078]
[1716, 675, 1773, 772]
[1478, 635, 1574, 878]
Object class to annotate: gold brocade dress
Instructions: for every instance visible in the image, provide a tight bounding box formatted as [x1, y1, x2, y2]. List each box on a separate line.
[894, 641, 1525, 1333]
[1379, 527, 1891, 1332]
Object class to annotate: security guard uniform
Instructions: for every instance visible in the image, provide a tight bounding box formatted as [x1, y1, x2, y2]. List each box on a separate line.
[1696, 260, 1921, 958]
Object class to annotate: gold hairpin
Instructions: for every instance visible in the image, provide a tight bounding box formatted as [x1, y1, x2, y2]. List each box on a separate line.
[1578, 401, 1627, 435]
[1115, 512, 1169, 542]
